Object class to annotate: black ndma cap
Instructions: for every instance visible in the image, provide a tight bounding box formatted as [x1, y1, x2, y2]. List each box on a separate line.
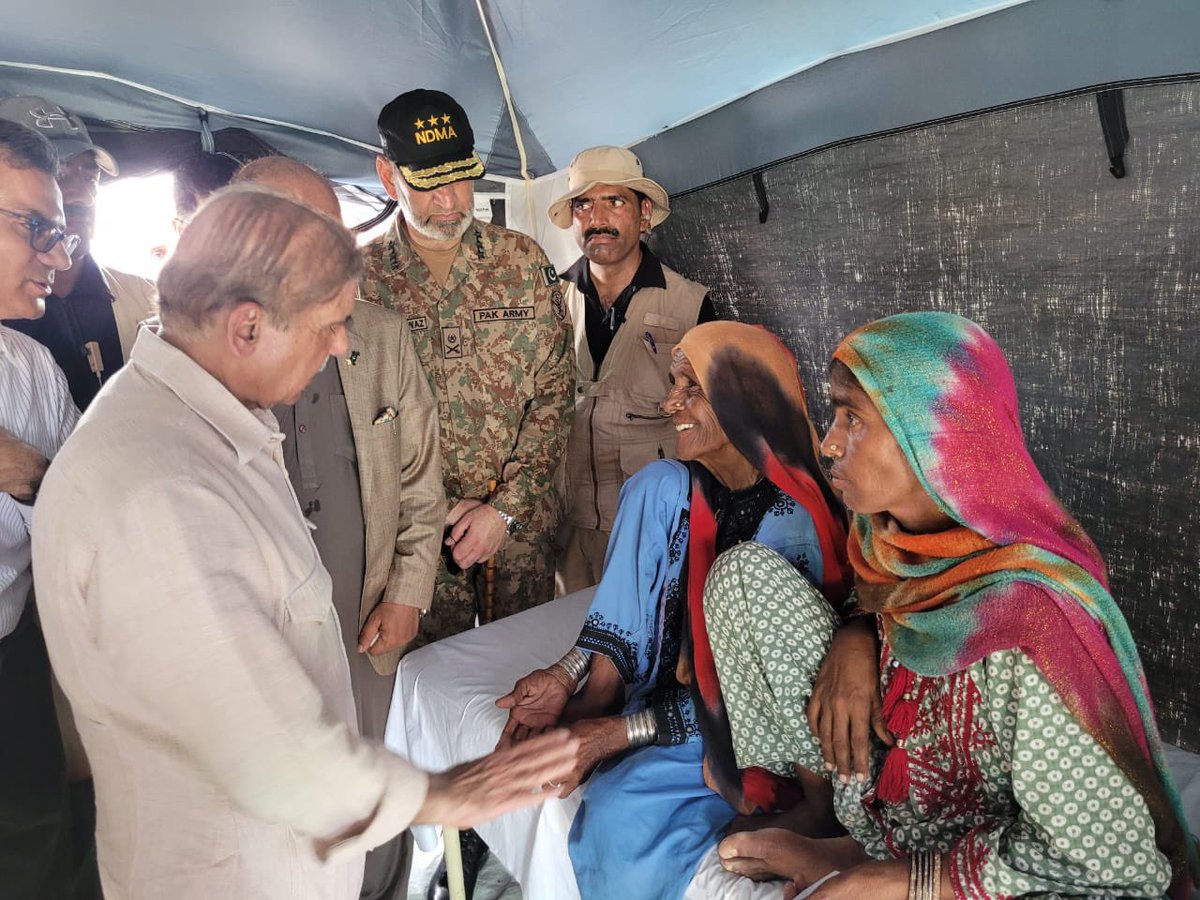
[377, 89, 485, 191]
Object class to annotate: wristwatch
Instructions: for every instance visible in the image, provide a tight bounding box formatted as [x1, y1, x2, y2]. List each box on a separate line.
[494, 507, 520, 535]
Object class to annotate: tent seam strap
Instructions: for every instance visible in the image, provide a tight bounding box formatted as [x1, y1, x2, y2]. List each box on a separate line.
[0, 60, 379, 153]
[473, 0, 536, 229]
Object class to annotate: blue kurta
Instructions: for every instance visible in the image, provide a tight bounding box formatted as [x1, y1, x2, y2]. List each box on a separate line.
[568, 460, 824, 900]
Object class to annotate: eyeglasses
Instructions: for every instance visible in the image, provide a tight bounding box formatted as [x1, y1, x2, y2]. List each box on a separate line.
[0, 208, 81, 256]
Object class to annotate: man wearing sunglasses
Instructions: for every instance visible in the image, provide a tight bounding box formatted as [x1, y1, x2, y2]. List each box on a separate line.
[0, 96, 155, 411]
[0, 118, 79, 900]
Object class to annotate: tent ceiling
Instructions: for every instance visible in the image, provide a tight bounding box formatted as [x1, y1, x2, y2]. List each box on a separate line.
[0, 0, 1196, 193]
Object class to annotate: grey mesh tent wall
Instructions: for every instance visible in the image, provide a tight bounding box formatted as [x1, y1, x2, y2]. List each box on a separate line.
[648, 79, 1200, 750]
[1, 0, 1198, 747]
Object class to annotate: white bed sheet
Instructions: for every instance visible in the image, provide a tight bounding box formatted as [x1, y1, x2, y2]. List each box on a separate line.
[384, 591, 1200, 899]
[385, 590, 594, 900]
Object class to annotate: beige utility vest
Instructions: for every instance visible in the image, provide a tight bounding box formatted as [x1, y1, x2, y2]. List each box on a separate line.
[564, 265, 707, 531]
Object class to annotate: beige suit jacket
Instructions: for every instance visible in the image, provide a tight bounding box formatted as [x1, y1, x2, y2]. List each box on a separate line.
[340, 301, 444, 675]
[97, 264, 156, 361]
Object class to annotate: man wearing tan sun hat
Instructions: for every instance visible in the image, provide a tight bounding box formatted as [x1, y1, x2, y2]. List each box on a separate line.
[549, 146, 714, 595]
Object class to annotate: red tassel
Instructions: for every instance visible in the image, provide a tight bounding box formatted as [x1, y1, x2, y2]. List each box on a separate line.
[875, 661, 919, 805]
[881, 665, 914, 718]
[888, 698, 918, 735]
[875, 744, 910, 804]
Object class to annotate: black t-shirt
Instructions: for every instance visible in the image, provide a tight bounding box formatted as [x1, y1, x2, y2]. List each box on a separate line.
[4, 255, 125, 411]
[561, 244, 715, 376]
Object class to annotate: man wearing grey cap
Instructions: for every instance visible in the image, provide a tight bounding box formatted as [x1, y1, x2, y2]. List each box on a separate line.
[0, 96, 155, 411]
[548, 146, 713, 595]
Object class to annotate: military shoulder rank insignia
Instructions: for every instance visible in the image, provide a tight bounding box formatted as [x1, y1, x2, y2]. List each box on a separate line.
[540, 264, 558, 286]
[551, 289, 566, 322]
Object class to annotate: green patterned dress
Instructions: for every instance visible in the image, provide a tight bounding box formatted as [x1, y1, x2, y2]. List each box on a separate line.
[704, 541, 1172, 898]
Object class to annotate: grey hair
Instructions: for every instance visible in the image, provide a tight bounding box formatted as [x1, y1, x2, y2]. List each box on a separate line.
[232, 155, 320, 186]
[231, 155, 341, 220]
[157, 184, 361, 333]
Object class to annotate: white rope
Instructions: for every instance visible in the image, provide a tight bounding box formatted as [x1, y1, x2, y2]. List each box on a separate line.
[472, 0, 539, 236]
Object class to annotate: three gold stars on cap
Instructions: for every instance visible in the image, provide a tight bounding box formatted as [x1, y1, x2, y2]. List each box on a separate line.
[413, 114, 453, 129]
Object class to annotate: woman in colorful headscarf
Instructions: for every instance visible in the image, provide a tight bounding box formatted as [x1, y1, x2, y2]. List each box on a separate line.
[711, 311, 1197, 898]
[496, 321, 851, 899]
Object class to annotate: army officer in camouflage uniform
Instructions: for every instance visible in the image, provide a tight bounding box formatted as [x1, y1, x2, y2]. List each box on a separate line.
[361, 90, 573, 650]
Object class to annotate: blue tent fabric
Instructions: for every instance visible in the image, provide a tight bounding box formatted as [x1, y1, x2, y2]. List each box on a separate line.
[636, 0, 1200, 194]
[3, 0, 1197, 191]
[0, 0, 1148, 192]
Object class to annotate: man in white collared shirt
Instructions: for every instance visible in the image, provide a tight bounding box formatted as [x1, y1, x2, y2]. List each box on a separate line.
[0, 119, 79, 899]
[33, 185, 575, 900]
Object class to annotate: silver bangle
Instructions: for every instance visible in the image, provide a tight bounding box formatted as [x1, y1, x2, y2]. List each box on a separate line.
[624, 708, 658, 748]
[907, 850, 940, 900]
[550, 647, 590, 689]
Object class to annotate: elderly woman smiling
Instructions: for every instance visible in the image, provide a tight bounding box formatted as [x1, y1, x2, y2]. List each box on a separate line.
[709, 312, 1197, 899]
[497, 321, 851, 899]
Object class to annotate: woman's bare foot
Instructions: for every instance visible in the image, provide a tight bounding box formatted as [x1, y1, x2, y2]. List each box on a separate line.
[717, 830, 866, 883]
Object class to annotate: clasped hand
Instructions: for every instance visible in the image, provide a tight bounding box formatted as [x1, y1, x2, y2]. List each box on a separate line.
[444, 498, 508, 569]
[496, 668, 628, 797]
[0, 427, 48, 502]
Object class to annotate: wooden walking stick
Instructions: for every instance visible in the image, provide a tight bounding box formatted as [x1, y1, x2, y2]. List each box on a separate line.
[443, 825, 467, 900]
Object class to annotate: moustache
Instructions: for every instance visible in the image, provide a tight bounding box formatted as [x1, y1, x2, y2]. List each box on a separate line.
[584, 227, 619, 240]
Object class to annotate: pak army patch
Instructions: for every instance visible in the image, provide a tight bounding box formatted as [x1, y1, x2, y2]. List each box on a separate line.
[540, 264, 558, 286]
[473, 306, 534, 323]
[441, 325, 463, 358]
[550, 289, 566, 322]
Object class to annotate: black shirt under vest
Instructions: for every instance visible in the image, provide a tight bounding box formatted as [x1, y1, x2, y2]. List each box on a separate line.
[561, 243, 715, 375]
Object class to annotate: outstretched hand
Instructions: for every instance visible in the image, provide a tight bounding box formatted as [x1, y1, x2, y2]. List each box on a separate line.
[414, 729, 579, 829]
[806, 617, 890, 783]
[495, 667, 574, 749]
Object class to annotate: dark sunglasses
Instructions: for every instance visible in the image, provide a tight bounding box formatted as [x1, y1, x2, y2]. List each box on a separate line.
[0, 207, 81, 256]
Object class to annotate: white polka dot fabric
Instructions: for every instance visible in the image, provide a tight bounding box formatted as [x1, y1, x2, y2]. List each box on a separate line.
[704, 542, 838, 776]
[703, 541, 1173, 897]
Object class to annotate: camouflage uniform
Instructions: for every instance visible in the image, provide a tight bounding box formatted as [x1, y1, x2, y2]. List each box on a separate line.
[360, 219, 574, 646]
